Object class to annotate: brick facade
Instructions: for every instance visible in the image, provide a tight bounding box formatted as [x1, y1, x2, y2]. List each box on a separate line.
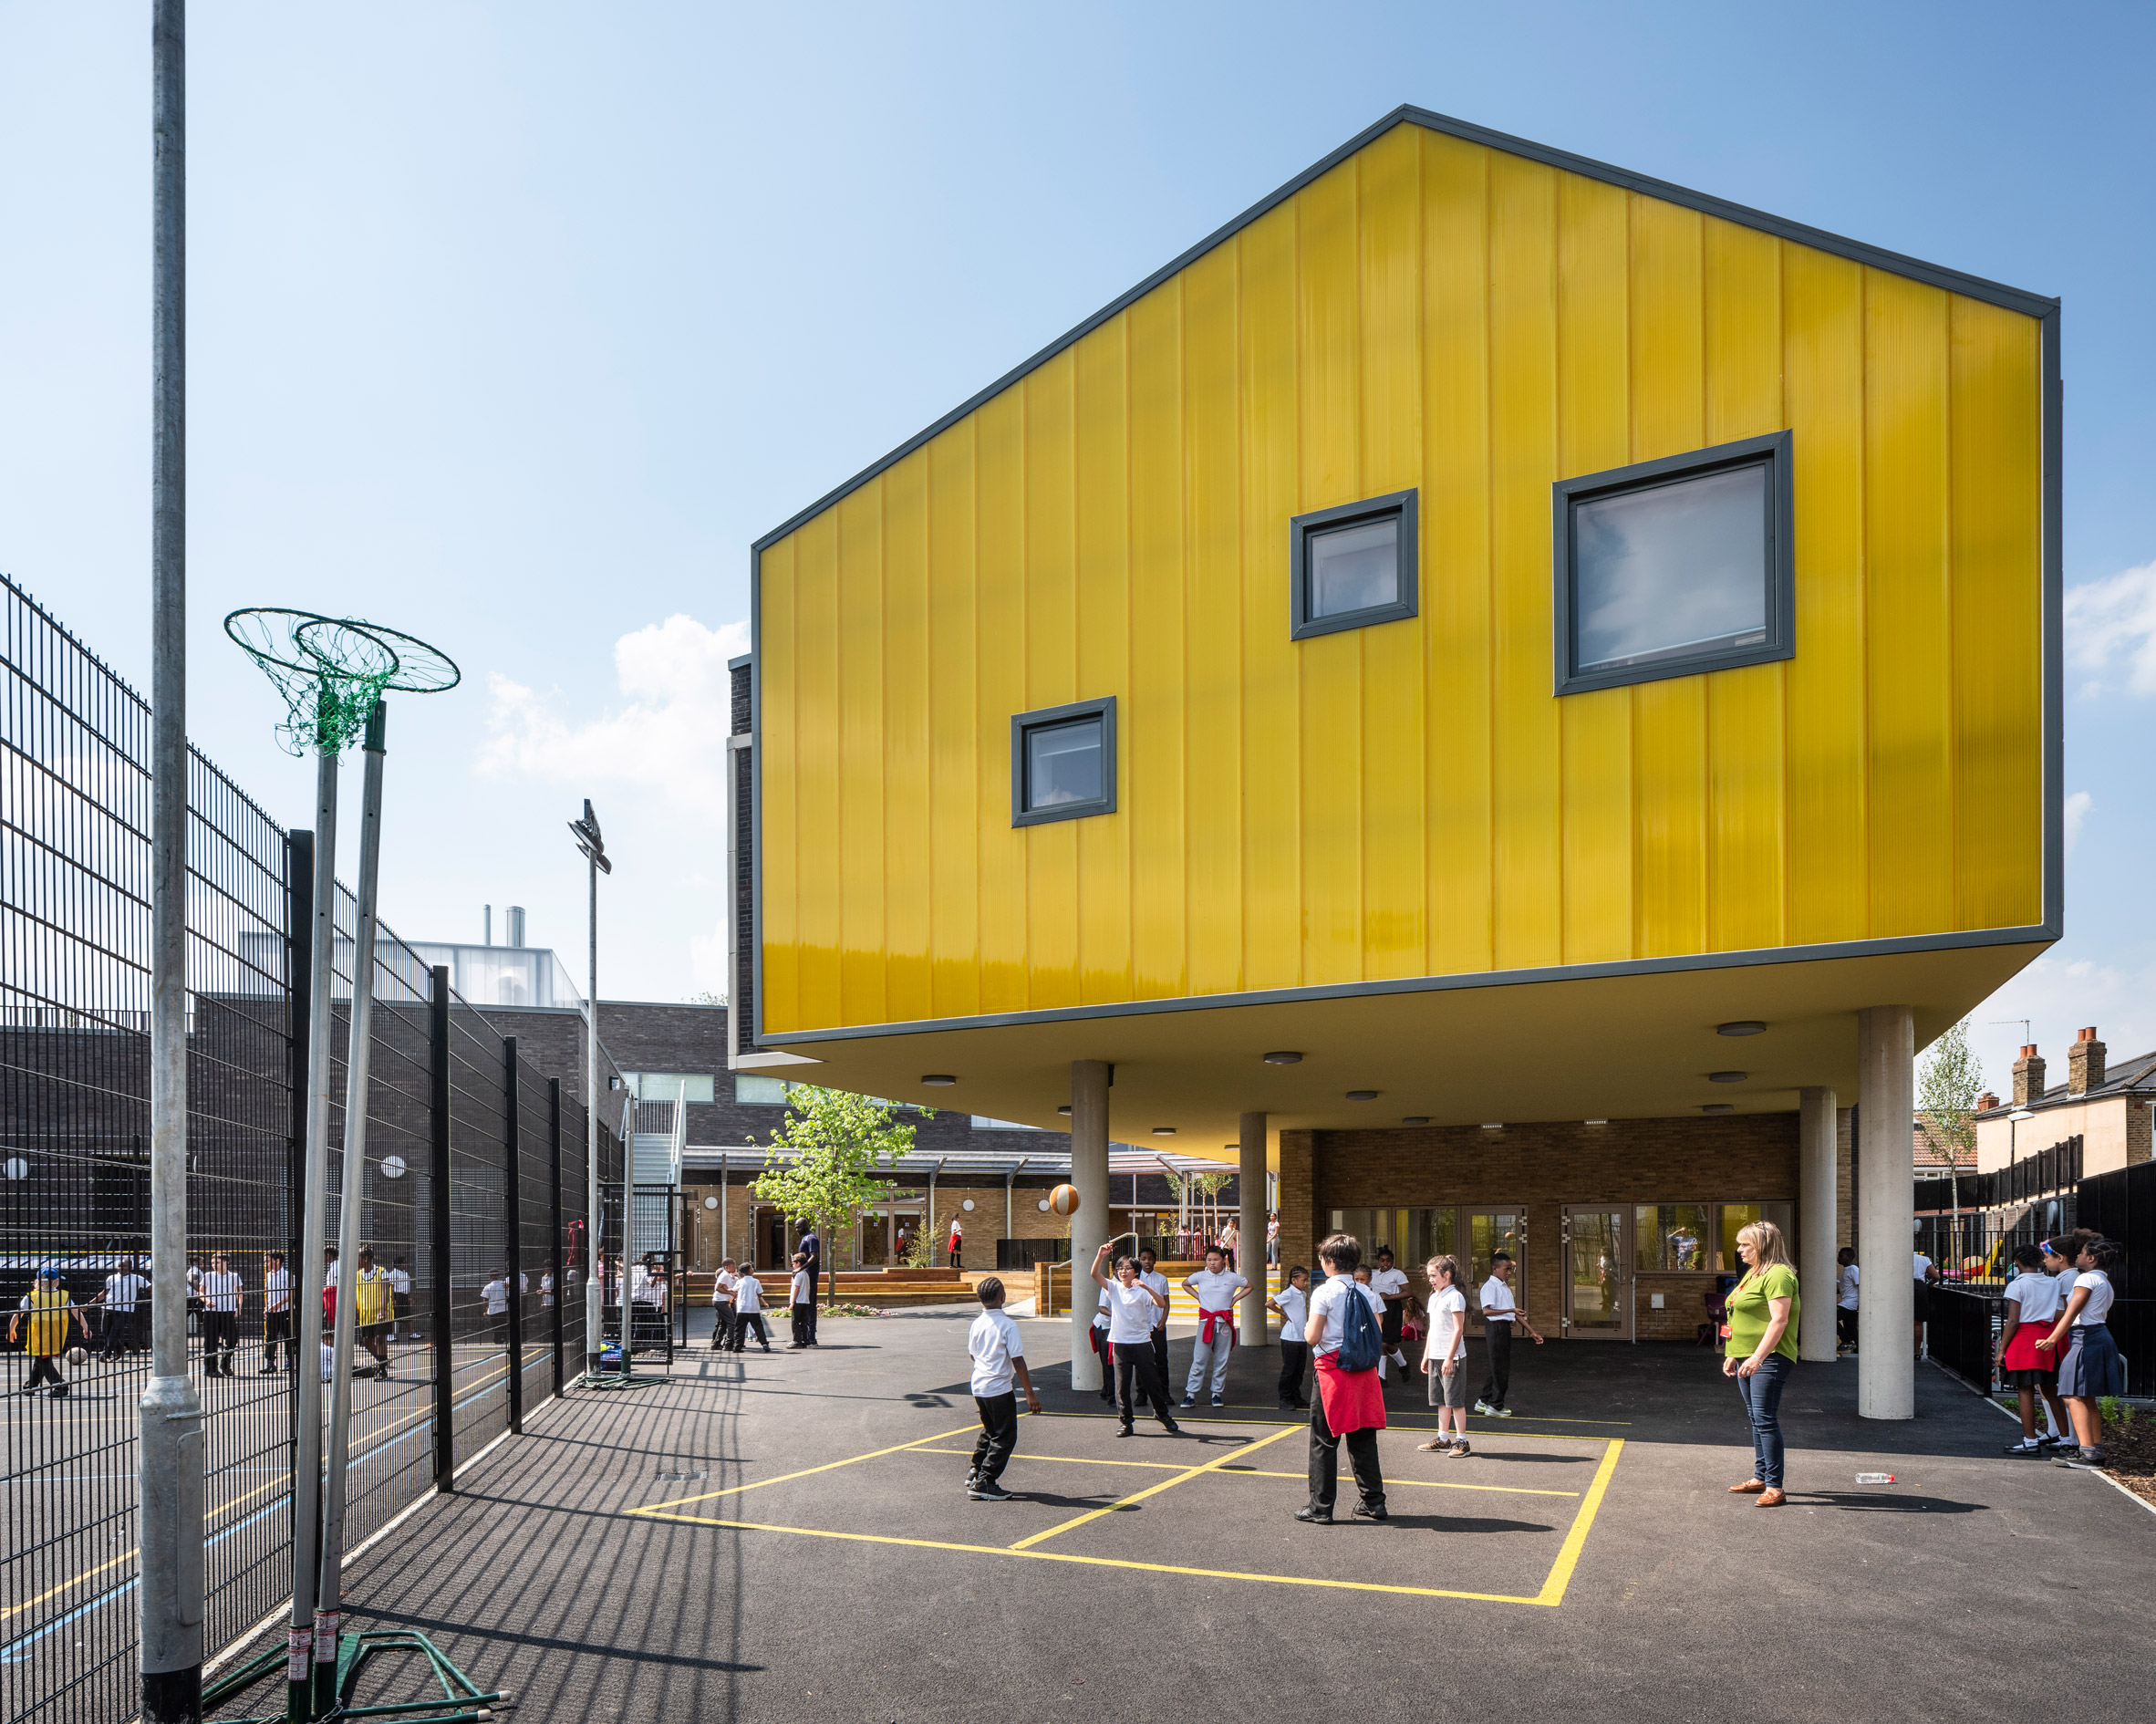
[1278, 1113, 1802, 1343]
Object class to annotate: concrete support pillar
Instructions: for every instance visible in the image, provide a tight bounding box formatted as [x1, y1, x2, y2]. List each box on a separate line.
[1238, 1113, 1268, 1349]
[1798, 1086, 1839, 1363]
[1856, 1006, 1914, 1419]
[1068, 1060, 1112, 1392]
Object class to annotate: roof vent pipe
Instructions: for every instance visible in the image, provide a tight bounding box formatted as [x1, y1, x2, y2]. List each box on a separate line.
[508, 905, 526, 949]
[483, 904, 492, 947]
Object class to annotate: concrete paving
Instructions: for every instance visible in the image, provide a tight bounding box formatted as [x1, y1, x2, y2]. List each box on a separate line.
[209, 1307, 2151, 1724]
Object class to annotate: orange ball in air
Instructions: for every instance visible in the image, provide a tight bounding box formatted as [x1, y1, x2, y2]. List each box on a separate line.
[1049, 1183, 1081, 1218]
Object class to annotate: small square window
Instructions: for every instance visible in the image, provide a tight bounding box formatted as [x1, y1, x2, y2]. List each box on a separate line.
[1289, 490, 1418, 639]
[1553, 431, 1793, 694]
[1011, 697, 1116, 827]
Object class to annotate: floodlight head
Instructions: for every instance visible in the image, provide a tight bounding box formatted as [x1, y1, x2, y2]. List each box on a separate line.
[568, 799, 611, 872]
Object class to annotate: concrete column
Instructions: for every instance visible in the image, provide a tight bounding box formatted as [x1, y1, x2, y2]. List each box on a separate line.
[1856, 1006, 1914, 1419]
[1068, 1060, 1112, 1392]
[1798, 1086, 1839, 1363]
[1238, 1113, 1268, 1349]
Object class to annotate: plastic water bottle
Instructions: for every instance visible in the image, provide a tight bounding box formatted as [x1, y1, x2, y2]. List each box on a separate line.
[1854, 1472, 1895, 1484]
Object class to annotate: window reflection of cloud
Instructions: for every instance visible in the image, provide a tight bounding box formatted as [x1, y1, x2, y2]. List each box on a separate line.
[1576, 466, 1765, 670]
[1027, 722, 1102, 809]
[1311, 519, 1397, 616]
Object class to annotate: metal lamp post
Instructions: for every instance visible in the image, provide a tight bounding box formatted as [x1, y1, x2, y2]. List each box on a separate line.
[568, 801, 610, 1373]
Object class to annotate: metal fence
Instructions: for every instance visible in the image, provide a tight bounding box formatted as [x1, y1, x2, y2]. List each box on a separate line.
[0, 574, 609, 1724]
[2077, 1159, 2152, 1397]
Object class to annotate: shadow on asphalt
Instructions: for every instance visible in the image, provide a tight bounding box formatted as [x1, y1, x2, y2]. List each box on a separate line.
[1800, 1491, 1987, 1513]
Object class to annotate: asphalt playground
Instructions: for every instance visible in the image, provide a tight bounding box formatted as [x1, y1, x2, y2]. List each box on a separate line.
[204, 1307, 2151, 1724]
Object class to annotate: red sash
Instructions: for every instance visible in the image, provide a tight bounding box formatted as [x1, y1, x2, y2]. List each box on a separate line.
[1312, 1352, 1387, 1435]
[2002, 1319, 2055, 1373]
[1198, 1306, 1236, 1346]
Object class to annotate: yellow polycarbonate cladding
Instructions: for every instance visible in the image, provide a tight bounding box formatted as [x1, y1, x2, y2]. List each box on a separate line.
[756, 125, 2046, 1036]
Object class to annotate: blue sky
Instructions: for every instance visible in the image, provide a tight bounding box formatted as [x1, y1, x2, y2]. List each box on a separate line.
[3, 3, 2150, 1093]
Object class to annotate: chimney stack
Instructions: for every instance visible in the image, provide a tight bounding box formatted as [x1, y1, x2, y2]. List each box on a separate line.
[2011, 1044, 2046, 1107]
[508, 905, 526, 949]
[2068, 1026, 2105, 1096]
[1977, 1091, 1999, 1114]
[483, 904, 492, 947]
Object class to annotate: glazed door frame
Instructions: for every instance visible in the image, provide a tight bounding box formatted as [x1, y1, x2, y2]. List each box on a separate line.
[1560, 1204, 1634, 1341]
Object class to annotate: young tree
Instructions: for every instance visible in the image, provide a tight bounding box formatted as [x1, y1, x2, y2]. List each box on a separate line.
[1918, 1016, 1984, 1238]
[1196, 1168, 1231, 1249]
[751, 1088, 927, 1305]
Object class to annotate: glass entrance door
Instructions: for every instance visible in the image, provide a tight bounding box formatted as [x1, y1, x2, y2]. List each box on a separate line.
[1562, 1206, 1632, 1339]
[1465, 1209, 1526, 1336]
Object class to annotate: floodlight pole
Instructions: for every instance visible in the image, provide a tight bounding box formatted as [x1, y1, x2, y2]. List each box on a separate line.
[314, 701, 388, 1714]
[573, 801, 610, 1375]
[285, 740, 340, 1723]
[140, 2, 206, 1718]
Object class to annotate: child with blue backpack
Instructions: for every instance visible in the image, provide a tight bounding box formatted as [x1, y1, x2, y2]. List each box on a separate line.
[1296, 1233, 1389, 1526]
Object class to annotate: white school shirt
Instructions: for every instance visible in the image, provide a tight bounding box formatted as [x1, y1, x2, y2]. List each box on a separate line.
[1103, 1279, 1159, 1345]
[2003, 1271, 2062, 1325]
[324, 1261, 340, 1290]
[2054, 1267, 2079, 1303]
[2072, 1268, 2114, 1326]
[201, 1271, 242, 1313]
[1140, 1270, 1170, 1328]
[735, 1273, 764, 1314]
[105, 1272, 148, 1313]
[1480, 1275, 1518, 1322]
[539, 1273, 554, 1306]
[1912, 1252, 1934, 1281]
[968, 1308, 1026, 1397]
[388, 1267, 412, 1297]
[1185, 1268, 1247, 1313]
[712, 1270, 738, 1305]
[1307, 1273, 1385, 1357]
[1270, 1282, 1309, 1342]
[1836, 1264, 1861, 1310]
[482, 1279, 508, 1315]
[264, 1268, 291, 1313]
[1426, 1284, 1467, 1365]
[790, 1268, 812, 1304]
[1093, 1289, 1110, 1330]
[1368, 1266, 1409, 1301]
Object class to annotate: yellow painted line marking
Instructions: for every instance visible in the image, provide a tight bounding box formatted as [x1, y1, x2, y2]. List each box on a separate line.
[1533, 1438, 1624, 1606]
[1031, 1410, 1612, 1443]
[633, 1421, 983, 1515]
[629, 1511, 1545, 1605]
[1008, 1424, 1302, 1552]
[909, 1447, 1578, 1499]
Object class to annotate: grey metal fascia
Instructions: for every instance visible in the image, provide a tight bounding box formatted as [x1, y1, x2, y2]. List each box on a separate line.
[2041, 306, 2065, 943]
[749, 105, 2057, 557]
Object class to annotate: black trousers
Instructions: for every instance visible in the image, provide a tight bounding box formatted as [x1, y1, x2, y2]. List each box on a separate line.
[791, 1302, 814, 1346]
[803, 1271, 820, 1343]
[100, 1309, 139, 1357]
[737, 1312, 771, 1349]
[263, 1312, 292, 1367]
[202, 1312, 239, 1374]
[1115, 1338, 1177, 1428]
[24, 1355, 64, 1392]
[710, 1304, 733, 1348]
[971, 1390, 1019, 1484]
[1480, 1322, 1513, 1408]
[1150, 1327, 1169, 1385]
[1381, 1299, 1405, 1350]
[1279, 1339, 1310, 1406]
[1836, 1307, 1858, 1349]
[1307, 1387, 1384, 1513]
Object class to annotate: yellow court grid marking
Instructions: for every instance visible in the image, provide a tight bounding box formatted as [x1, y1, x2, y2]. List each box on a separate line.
[629, 1418, 1628, 1608]
[1036, 1409, 1620, 1444]
[1008, 1424, 1303, 1551]
[909, 1446, 1580, 1498]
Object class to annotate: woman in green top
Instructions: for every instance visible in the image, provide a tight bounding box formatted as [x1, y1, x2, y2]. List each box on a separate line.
[1722, 1220, 1800, 1507]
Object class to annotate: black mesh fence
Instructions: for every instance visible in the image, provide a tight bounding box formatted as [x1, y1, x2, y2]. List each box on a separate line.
[0, 575, 602, 1724]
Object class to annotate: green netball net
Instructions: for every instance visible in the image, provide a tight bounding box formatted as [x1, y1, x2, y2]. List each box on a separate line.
[223, 608, 461, 752]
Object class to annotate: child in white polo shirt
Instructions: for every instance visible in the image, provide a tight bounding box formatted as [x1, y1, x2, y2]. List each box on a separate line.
[1268, 1265, 1311, 1411]
[1180, 1248, 1249, 1407]
[965, 1277, 1041, 1501]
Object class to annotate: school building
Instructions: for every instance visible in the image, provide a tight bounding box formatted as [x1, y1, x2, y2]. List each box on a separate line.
[724, 107, 2060, 1419]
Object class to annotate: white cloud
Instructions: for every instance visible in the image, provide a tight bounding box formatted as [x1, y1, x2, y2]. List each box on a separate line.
[1965, 949, 2156, 1094]
[478, 613, 748, 820]
[2063, 560, 2156, 698]
[688, 913, 732, 998]
[2063, 790, 2092, 858]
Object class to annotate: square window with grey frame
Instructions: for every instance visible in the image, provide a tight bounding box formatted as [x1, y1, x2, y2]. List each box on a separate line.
[1552, 431, 1793, 694]
[1011, 697, 1116, 826]
[1289, 489, 1418, 639]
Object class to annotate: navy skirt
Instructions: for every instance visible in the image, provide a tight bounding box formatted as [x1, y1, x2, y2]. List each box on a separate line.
[2056, 1323, 2124, 1398]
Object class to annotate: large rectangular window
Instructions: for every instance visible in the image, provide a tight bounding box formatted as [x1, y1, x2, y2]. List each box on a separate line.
[1290, 490, 1418, 639]
[1011, 697, 1116, 826]
[1553, 431, 1792, 693]
[1634, 1201, 1795, 1272]
[625, 1072, 715, 1104]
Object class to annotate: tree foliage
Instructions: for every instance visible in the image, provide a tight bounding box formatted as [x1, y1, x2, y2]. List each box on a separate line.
[751, 1088, 927, 1303]
[1917, 1016, 1984, 1212]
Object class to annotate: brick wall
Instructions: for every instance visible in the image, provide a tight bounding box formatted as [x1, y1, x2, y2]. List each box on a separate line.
[1281, 1113, 1799, 1341]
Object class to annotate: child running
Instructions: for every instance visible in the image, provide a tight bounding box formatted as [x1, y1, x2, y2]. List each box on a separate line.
[1417, 1253, 1471, 1456]
[10, 1266, 89, 1397]
[964, 1277, 1041, 1502]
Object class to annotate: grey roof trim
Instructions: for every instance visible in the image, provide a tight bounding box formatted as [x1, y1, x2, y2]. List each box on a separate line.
[755, 921, 2056, 1050]
[751, 104, 2056, 556]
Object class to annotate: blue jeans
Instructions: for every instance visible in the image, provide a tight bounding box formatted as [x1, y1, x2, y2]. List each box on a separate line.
[1735, 1353, 1794, 1488]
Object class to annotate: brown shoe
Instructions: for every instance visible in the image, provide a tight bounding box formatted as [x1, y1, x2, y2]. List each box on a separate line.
[1728, 1479, 1766, 1494]
[1755, 1487, 1786, 1507]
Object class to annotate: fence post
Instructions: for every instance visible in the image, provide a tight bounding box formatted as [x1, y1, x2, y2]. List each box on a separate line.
[430, 965, 454, 1493]
[285, 830, 312, 1547]
[503, 1037, 524, 1436]
[550, 1077, 565, 1398]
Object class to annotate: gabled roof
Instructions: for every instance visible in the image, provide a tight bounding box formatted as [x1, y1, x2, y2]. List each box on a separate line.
[1911, 1120, 1975, 1172]
[1974, 1048, 2156, 1120]
[755, 104, 2058, 555]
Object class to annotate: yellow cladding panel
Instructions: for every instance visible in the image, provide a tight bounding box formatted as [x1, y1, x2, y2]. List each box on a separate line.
[755, 128, 2047, 1035]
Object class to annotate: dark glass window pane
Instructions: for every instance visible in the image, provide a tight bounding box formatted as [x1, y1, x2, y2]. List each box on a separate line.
[1573, 464, 1767, 672]
[1025, 717, 1102, 809]
[1310, 516, 1399, 617]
